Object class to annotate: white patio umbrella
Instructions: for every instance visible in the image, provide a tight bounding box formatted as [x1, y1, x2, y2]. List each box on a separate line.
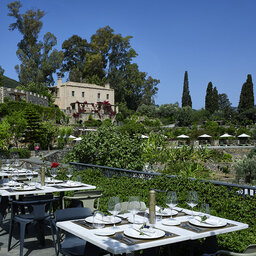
[141, 135, 149, 139]
[238, 133, 250, 138]
[220, 133, 233, 138]
[68, 135, 76, 139]
[73, 137, 82, 141]
[177, 134, 190, 139]
[198, 134, 212, 138]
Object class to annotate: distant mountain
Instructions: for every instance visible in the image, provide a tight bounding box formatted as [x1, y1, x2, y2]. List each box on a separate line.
[2, 75, 20, 88]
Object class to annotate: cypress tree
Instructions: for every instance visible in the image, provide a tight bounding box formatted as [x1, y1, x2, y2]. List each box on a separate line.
[182, 71, 192, 108]
[238, 74, 254, 113]
[205, 82, 213, 113]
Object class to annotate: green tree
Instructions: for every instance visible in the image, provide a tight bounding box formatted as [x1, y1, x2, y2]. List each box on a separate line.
[0, 120, 11, 150]
[23, 106, 43, 148]
[7, 1, 63, 86]
[61, 26, 159, 110]
[205, 82, 218, 114]
[181, 71, 192, 108]
[238, 74, 254, 113]
[0, 66, 4, 87]
[6, 112, 27, 147]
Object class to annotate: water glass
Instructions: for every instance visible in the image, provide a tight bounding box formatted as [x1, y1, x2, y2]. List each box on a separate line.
[93, 211, 105, 229]
[200, 203, 210, 217]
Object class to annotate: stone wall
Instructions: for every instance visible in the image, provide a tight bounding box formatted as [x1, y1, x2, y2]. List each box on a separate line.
[0, 87, 48, 107]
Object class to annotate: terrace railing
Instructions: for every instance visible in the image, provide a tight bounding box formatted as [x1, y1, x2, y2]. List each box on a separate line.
[69, 162, 256, 196]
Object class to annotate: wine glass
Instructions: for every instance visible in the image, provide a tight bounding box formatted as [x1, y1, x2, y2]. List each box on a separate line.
[26, 170, 33, 185]
[186, 191, 198, 218]
[51, 168, 58, 185]
[166, 191, 178, 220]
[107, 197, 121, 229]
[5, 159, 10, 170]
[127, 196, 141, 225]
[66, 168, 73, 182]
[11, 170, 18, 187]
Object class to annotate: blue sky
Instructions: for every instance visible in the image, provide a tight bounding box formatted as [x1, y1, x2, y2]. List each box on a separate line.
[0, 0, 256, 109]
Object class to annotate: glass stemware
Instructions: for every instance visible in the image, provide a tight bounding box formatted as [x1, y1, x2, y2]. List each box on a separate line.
[107, 197, 121, 229]
[26, 170, 33, 185]
[186, 191, 198, 218]
[200, 203, 210, 217]
[127, 196, 141, 225]
[11, 170, 18, 187]
[166, 191, 177, 219]
[66, 168, 73, 182]
[51, 168, 58, 185]
[93, 211, 105, 229]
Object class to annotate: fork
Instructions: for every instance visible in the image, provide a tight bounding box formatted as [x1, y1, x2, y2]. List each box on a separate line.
[114, 232, 136, 245]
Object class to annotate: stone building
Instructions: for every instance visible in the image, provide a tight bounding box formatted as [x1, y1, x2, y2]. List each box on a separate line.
[49, 78, 117, 122]
[0, 86, 49, 107]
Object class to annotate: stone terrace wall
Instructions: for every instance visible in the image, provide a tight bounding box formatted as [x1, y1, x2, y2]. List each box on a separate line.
[0, 87, 48, 107]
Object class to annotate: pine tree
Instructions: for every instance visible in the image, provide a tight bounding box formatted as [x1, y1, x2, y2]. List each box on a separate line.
[182, 71, 192, 108]
[238, 74, 254, 113]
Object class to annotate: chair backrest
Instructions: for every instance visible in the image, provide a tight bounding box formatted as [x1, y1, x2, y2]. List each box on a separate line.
[54, 207, 92, 222]
[10, 194, 56, 220]
[119, 201, 147, 214]
[64, 190, 103, 212]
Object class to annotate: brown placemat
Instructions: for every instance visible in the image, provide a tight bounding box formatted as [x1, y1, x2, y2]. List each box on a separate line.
[179, 221, 236, 233]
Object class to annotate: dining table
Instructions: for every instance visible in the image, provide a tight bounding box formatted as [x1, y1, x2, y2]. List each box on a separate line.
[56, 208, 248, 255]
[0, 179, 96, 224]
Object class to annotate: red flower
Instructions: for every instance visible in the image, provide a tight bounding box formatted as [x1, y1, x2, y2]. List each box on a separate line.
[51, 162, 59, 168]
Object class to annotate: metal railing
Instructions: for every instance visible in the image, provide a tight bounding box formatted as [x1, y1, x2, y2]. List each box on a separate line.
[69, 162, 256, 196]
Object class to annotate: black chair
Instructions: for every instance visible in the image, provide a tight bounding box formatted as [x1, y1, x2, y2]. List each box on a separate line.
[52, 207, 104, 256]
[8, 194, 57, 256]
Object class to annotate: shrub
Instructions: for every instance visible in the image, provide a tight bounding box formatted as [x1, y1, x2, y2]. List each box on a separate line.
[9, 148, 30, 158]
[65, 126, 145, 170]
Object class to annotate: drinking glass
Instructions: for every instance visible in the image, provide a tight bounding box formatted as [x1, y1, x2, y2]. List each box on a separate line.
[66, 168, 73, 182]
[5, 159, 10, 170]
[166, 191, 178, 219]
[51, 168, 58, 185]
[200, 203, 210, 217]
[11, 170, 18, 187]
[127, 196, 141, 225]
[93, 211, 105, 229]
[26, 170, 33, 185]
[186, 191, 198, 218]
[107, 197, 121, 229]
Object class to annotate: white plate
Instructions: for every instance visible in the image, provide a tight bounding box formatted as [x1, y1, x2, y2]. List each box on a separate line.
[4, 181, 22, 187]
[162, 218, 181, 226]
[189, 217, 227, 228]
[124, 226, 165, 239]
[94, 229, 115, 236]
[146, 208, 178, 216]
[13, 186, 36, 191]
[60, 182, 83, 188]
[85, 216, 122, 224]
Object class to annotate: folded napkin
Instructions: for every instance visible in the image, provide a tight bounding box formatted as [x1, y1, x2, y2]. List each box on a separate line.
[155, 206, 169, 214]
[194, 216, 221, 225]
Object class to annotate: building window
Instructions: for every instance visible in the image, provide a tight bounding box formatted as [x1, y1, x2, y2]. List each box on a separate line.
[106, 94, 109, 100]
[72, 91, 75, 96]
[82, 92, 85, 97]
[97, 93, 100, 99]
[72, 104, 75, 110]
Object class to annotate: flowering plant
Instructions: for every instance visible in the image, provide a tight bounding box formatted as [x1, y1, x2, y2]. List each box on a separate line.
[34, 145, 39, 151]
[51, 162, 59, 168]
